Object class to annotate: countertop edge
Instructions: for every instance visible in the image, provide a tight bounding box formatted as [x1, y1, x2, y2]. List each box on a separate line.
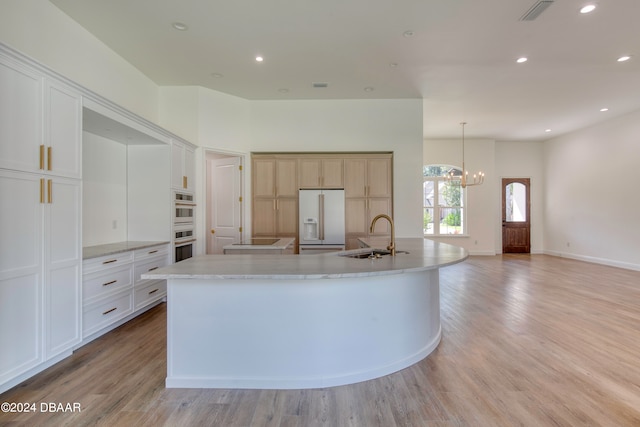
[142, 238, 468, 281]
[83, 241, 170, 260]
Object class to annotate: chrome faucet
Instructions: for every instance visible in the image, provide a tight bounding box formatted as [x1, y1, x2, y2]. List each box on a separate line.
[369, 214, 396, 256]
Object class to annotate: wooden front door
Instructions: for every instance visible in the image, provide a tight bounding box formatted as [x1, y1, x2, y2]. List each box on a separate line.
[502, 178, 531, 253]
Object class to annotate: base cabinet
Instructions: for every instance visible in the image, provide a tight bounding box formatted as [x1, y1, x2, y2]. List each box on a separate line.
[81, 243, 169, 341]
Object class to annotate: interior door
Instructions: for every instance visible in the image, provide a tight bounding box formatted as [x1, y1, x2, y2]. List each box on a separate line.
[502, 178, 531, 253]
[208, 156, 242, 254]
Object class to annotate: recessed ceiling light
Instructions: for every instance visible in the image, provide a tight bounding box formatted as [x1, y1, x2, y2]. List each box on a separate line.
[211, 73, 223, 78]
[255, 56, 264, 62]
[172, 22, 188, 31]
[600, 108, 609, 112]
[516, 57, 528, 63]
[545, 129, 552, 133]
[580, 4, 596, 14]
[617, 55, 631, 62]
[278, 88, 289, 93]
[364, 87, 375, 92]
[389, 62, 398, 68]
[403, 30, 414, 38]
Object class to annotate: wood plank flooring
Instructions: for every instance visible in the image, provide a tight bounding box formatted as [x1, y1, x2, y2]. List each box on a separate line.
[2, 254, 640, 426]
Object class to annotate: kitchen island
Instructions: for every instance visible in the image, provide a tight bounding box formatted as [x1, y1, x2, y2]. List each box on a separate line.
[143, 238, 467, 389]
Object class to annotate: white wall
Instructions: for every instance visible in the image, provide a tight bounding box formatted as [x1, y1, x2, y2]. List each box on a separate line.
[0, 0, 159, 122]
[82, 132, 127, 246]
[423, 138, 497, 255]
[544, 109, 640, 270]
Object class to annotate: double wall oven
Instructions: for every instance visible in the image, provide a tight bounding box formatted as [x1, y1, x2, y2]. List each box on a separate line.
[174, 191, 196, 262]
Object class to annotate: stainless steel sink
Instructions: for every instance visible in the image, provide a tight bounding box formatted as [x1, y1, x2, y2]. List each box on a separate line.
[340, 249, 409, 259]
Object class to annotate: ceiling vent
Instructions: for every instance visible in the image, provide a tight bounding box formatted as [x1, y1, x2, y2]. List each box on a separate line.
[312, 82, 329, 88]
[520, 0, 554, 21]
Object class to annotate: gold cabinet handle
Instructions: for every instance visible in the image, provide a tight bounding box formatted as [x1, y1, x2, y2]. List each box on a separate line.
[40, 145, 45, 170]
[148, 289, 159, 295]
[47, 179, 52, 203]
[148, 266, 159, 271]
[102, 307, 117, 315]
[40, 178, 45, 203]
[148, 250, 158, 254]
[47, 146, 52, 171]
[183, 176, 187, 189]
[102, 259, 117, 265]
[102, 280, 117, 287]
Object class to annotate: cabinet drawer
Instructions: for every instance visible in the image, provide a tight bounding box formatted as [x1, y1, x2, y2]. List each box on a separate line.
[134, 256, 169, 283]
[83, 291, 133, 337]
[134, 280, 167, 310]
[83, 251, 134, 274]
[134, 244, 169, 262]
[82, 265, 133, 303]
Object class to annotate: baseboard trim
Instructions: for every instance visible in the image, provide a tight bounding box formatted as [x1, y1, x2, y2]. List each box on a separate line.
[544, 250, 640, 272]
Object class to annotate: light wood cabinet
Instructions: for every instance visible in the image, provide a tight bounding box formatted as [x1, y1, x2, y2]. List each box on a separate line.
[253, 156, 297, 198]
[251, 153, 392, 251]
[344, 154, 393, 249]
[298, 157, 344, 189]
[252, 155, 298, 239]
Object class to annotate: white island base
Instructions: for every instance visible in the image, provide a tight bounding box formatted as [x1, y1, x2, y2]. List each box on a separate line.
[143, 238, 468, 389]
[167, 269, 440, 389]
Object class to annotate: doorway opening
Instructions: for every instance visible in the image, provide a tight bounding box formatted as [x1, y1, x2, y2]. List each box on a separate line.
[205, 150, 244, 254]
[502, 178, 531, 253]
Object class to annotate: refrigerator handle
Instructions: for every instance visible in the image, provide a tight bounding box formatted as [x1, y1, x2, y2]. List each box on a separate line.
[319, 193, 325, 241]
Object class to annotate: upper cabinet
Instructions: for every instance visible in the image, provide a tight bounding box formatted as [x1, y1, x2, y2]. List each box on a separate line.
[45, 80, 82, 179]
[171, 140, 195, 192]
[344, 156, 392, 199]
[298, 157, 344, 189]
[253, 156, 298, 198]
[252, 155, 299, 238]
[0, 55, 81, 179]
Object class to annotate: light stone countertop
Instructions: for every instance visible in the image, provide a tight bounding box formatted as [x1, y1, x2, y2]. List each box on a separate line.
[222, 237, 295, 250]
[142, 238, 467, 280]
[83, 241, 170, 260]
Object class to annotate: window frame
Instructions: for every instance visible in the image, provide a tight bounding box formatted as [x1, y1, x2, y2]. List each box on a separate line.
[423, 165, 467, 236]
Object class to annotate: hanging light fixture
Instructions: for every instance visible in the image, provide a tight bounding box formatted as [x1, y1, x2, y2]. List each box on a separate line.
[445, 122, 484, 188]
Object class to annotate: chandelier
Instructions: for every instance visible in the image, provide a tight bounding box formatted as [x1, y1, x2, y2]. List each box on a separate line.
[445, 122, 484, 188]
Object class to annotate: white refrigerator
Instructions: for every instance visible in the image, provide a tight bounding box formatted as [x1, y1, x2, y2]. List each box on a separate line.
[298, 189, 345, 254]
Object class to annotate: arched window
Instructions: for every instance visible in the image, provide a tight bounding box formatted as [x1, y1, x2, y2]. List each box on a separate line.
[423, 165, 465, 235]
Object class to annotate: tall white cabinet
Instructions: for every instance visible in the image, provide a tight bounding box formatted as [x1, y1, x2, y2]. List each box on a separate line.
[0, 50, 82, 389]
[1, 43, 198, 394]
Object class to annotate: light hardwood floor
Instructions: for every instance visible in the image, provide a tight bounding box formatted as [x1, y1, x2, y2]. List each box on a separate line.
[2, 255, 640, 426]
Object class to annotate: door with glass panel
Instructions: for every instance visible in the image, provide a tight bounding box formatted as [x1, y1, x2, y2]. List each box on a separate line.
[502, 178, 530, 253]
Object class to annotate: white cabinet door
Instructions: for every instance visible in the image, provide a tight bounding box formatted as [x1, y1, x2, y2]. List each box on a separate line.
[184, 145, 195, 192]
[0, 57, 43, 173]
[0, 170, 43, 385]
[0, 57, 81, 179]
[0, 171, 81, 385]
[171, 141, 195, 191]
[45, 81, 82, 179]
[171, 141, 184, 190]
[44, 177, 81, 357]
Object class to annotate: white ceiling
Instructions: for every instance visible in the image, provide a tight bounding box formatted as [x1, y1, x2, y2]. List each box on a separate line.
[50, 0, 640, 141]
